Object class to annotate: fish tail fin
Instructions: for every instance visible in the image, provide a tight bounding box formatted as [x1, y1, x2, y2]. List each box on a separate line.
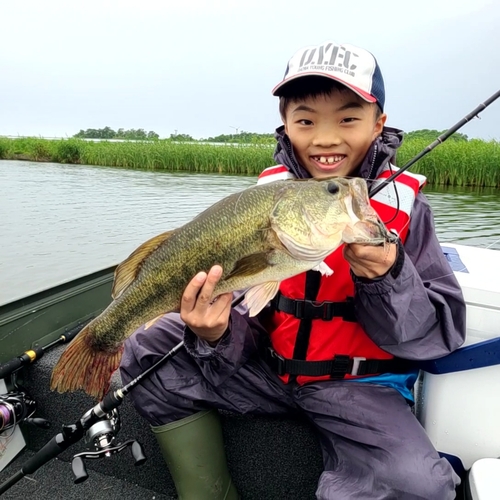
[50, 323, 123, 400]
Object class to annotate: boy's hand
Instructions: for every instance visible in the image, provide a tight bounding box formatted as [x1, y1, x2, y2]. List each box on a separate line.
[343, 242, 397, 280]
[180, 265, 232, 345]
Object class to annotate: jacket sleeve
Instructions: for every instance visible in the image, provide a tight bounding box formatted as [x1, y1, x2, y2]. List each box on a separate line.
[183, 296, 268, 386]
[353, 192, 466, 360]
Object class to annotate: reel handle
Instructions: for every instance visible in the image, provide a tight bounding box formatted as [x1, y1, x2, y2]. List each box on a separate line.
[71, 456, 88, 484]
[25, 417, 51, 429]
[70, 439, 146, 483]
[131, 441, 146, 466]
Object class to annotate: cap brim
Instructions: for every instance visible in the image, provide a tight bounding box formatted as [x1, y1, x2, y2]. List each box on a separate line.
[272, 72, 377, 104]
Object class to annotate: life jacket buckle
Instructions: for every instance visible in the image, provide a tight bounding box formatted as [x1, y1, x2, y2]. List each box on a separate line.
[267, 347, 286, 376]
[330, 355, 351, 379]
[350, 357, 367, 376]
[294, 299, 334, 321]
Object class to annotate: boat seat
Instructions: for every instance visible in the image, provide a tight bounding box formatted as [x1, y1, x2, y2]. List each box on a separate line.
[465, 458, 500, 500]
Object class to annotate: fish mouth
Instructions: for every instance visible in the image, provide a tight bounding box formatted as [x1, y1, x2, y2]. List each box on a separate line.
[342, 219, 398, 245]
[341, 193, 397, 245]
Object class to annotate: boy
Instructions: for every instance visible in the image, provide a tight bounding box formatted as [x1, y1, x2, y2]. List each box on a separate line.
[120, 41, 466, 499]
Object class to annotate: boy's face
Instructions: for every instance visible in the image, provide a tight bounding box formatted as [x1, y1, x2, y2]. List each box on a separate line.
[283, 88, 387, 179]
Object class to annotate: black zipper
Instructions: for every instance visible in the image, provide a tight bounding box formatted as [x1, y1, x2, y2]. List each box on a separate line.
[367, 143, 378, 181]
[284, 136, 309, 179]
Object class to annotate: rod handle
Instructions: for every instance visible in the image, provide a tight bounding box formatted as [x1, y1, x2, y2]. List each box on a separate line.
[21, 435, 67, 475]
[0, 348, 44, 379]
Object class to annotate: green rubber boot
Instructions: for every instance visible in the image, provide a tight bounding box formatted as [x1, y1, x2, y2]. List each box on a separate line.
[151, 409, 239, 500]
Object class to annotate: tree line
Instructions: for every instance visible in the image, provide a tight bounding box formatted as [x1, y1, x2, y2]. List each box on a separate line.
[74, 127, 159, 140]
[73, 127, 469, 143]
[404, 129, 468, 142]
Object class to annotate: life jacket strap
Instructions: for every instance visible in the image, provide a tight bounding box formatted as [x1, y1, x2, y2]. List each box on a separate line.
[273, 292, 356, 322]
[263, 346, 410, 378]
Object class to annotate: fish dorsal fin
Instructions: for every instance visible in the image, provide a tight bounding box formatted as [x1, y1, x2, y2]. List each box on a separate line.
[112, 230, 175, 299]
[224, 253, 272, 280]
[244, 281, 280, 317]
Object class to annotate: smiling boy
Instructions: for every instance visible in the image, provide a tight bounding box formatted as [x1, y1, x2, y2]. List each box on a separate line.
[120, 41, 466, 499]
[281, 87, 383, 180]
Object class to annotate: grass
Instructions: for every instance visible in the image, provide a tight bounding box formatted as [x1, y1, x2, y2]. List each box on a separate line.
[395, 138, 500, 188]
[0, 136, 499, 187]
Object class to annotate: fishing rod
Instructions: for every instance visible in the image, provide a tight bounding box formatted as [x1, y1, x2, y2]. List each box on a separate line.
[0, 297, 242, 495]
[0, 320, 95, 447]
[1, 90, 499, 495]
[370, 89, 500, 196]
[0, 319, 92, 380]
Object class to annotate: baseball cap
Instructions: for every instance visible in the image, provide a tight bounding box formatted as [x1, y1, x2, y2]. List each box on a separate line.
[272, 41, 385, 111]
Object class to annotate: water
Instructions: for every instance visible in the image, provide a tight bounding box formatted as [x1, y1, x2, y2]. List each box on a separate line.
[423, 186, 500, 250]
[1, 160, 499, 305]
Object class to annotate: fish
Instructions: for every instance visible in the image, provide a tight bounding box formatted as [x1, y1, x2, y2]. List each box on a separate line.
[50, 177, 397, 399]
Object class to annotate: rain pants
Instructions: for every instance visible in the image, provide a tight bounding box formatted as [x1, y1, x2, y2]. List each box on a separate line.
[120, 127, 466, 499]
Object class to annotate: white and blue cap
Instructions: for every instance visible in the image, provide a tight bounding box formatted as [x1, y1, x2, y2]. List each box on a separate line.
[272, 41, 385, 111]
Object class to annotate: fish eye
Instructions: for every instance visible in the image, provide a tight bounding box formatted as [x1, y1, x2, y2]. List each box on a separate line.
[327, 182, 339, 195]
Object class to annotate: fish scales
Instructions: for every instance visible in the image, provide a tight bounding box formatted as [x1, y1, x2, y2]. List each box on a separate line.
[50, 177, 397, 398]
[94, 184, 278, 350]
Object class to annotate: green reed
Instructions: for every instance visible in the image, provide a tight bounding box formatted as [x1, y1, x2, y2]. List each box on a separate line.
[0, 136, 499, 187]
[395, 138, 500, 188]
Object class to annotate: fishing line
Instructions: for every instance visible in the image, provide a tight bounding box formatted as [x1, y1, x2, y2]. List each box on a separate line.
[378, 163, 401, 226]
[485, 238, 500, 250]
[0, 401, 17, 440]
[370, 89, 500, 196]
[368, 89, 500, 226]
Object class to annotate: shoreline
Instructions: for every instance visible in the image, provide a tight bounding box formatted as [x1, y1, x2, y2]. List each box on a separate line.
[1, 136, 499, 187]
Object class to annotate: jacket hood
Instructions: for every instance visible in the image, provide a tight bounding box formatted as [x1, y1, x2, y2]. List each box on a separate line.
[273, 125, 404, 181]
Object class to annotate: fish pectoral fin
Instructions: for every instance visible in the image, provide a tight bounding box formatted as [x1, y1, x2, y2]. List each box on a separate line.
[312, 262, 334, 276]
[243, 281, 280, 317]
[224, 253, 272, 280]
[112, 230, 176, 299]
[144, 314, 165, 330]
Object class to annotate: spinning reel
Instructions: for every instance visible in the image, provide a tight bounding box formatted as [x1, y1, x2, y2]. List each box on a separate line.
[0, 390, 50, 436]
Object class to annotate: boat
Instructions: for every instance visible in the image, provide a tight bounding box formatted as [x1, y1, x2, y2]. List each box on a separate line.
[0, 242, 499, 499]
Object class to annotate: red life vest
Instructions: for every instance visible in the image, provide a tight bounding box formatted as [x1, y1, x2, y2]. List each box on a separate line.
[257, 164, 426, 385]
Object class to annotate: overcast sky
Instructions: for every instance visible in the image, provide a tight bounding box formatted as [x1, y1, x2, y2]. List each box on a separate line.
[1, 0, 499, 141]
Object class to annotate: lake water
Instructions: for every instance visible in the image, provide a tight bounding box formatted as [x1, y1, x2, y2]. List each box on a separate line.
[1, 160, 499, 305]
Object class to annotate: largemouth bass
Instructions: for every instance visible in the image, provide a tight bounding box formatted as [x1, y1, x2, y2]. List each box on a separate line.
[51, 177, 397, 399]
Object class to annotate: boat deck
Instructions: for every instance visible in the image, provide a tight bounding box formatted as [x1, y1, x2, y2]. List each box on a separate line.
[1, 345, 324, 499]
